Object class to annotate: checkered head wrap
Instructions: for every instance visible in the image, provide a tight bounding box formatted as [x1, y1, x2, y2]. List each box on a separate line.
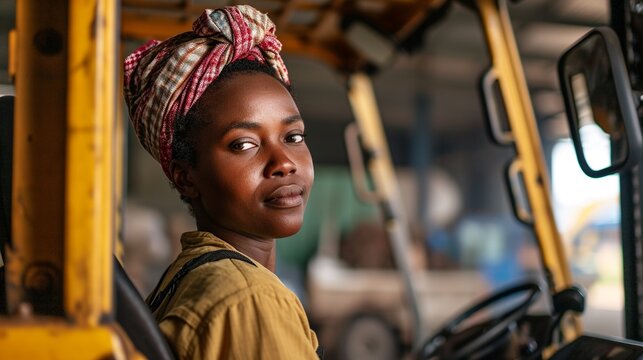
[123, 5, 289, 178]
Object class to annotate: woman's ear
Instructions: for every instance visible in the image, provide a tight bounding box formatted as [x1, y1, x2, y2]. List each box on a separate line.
[170, 160, 199, 199]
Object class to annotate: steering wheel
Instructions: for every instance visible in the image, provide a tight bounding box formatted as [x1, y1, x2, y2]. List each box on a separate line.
[419, 281, 541, 360]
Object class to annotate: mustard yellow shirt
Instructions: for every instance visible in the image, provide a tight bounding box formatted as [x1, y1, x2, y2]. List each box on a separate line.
[148, 231, 319, 359]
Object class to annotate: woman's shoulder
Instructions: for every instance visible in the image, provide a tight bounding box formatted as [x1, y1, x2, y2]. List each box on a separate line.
[155, 248, 319, 359]
[186, 249, 285, 296]
[158, 247, 301, 326]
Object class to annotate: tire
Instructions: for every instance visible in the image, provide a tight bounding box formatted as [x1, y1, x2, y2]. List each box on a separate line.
[337, 314, 400, 360]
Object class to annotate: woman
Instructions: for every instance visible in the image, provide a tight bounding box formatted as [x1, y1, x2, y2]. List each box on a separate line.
[123, 5, 319, 359]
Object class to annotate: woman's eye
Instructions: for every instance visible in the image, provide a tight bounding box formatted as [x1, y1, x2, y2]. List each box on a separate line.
[286, 133, 306, 143]
[230, 141, 257, 151]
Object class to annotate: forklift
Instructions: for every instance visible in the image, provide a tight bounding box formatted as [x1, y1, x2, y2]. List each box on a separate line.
[2, 0, 643, 358]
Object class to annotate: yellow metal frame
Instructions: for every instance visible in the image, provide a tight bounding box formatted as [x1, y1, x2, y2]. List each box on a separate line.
[476, 0, 572, 294]
[347, 73, 427, 350]
[7, 0, 68, 316]
[64, 0, 116, 324]
[0, 0, 138, 358]
[474, 0, 579, 340]
[0, 322, 139, 360]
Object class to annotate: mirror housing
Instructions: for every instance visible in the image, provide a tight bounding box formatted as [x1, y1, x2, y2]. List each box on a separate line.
[558, 27, 641, 178]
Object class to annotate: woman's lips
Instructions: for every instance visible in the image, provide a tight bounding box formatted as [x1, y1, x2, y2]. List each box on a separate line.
[265, 184, 304, 208]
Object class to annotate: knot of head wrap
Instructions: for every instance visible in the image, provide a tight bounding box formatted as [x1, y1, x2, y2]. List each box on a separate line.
[123, 5, 289, 179]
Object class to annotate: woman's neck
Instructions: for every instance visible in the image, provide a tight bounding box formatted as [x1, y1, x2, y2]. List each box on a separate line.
[192, 202, 279, 271]
[226, 237, 277, 272]
[196, 220, 277, 271]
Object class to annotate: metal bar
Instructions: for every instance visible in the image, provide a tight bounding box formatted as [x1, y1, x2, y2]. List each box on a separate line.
[0, 323, 142, 359]
[347, 73, 427, 351]
[476, 0, 572, 292]
[8, 0, 68, 315]
[344, 122, 380, 204]
[0, 1, 138, 358]
[619, 169, 642, 340]
[474, 0, 580, 339]
[8, 30, 16, 81]
[611, 0, 643, 341]
[120, 14, 344, 69]
[64, 0, 117, 324]
[10, 0, 117, 324]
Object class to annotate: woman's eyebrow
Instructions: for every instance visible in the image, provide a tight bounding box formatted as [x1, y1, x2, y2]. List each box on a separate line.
[222, 115, 303, 135]
[283, 114, 303, 125]
[222, 120, 260, 135]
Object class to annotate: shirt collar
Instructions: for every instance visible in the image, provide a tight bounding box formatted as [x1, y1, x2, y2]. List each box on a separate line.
[179, 231, 237, 251]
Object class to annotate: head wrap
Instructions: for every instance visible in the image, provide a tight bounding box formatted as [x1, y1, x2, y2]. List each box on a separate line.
[123, 5, 289, 178]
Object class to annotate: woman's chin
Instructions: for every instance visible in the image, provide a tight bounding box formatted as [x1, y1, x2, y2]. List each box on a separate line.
[272, 220, 304, 239]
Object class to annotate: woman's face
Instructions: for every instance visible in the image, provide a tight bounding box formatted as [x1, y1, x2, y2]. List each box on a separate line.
[187, 72, 314, 241]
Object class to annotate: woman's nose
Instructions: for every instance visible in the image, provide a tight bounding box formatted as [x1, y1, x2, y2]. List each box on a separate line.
[264, 146, 297, 178]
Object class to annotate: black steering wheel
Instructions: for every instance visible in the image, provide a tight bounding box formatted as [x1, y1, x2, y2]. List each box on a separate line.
[419, 281, 541, 360]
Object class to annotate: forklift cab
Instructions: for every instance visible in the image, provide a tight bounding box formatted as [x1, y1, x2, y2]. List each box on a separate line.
[2, 0, 643, 359]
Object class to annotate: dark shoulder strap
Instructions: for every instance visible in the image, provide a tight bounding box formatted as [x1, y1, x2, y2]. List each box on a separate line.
[147, 249, 255, 313]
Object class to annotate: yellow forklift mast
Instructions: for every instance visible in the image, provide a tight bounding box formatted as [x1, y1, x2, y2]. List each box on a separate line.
[1, 0, 138, 358]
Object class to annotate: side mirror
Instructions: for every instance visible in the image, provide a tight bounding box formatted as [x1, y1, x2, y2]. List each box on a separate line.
[558, 27, 642, 178]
